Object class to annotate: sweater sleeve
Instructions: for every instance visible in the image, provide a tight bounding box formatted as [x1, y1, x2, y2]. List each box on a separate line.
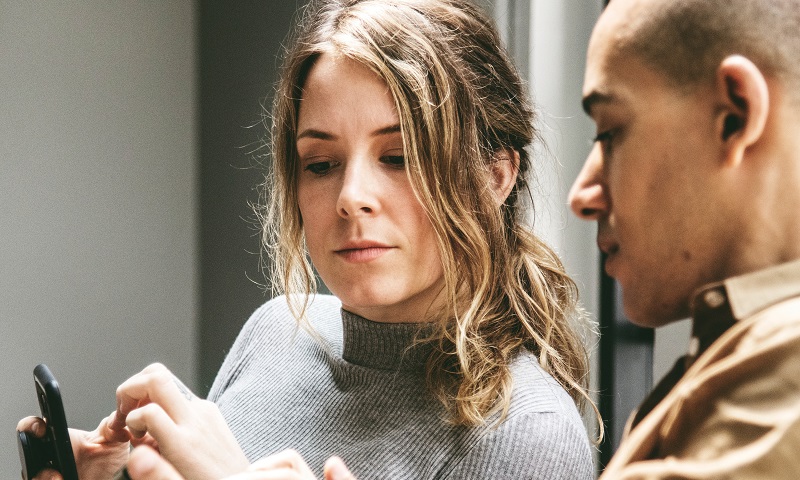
[441, 411, 594, 480]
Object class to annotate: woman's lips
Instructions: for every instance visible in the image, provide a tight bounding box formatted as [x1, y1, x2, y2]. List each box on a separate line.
[334, 245, 394, 263]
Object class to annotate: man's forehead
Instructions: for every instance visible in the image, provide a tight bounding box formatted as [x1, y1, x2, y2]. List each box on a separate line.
[583, 0, 661, 111]
[604, 0, 662, 20]
[593, 0, 661, 47]
[582, 30, 620, 113]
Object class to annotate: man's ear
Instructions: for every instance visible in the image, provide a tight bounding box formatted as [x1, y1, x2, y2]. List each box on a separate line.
[715, 55, 769, 167]
[490, 148, 519, 205]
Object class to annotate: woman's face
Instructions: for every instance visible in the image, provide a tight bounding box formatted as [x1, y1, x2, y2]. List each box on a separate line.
[295, 54, 444, 323]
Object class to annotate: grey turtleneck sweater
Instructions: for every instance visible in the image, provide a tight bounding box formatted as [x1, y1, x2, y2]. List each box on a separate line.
[208, 295, 593, 479]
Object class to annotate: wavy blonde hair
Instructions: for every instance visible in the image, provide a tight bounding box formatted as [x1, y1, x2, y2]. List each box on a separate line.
[262, 0, 600, 435]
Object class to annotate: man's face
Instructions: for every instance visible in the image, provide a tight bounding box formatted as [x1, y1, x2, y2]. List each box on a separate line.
[568, 2, 733, 327]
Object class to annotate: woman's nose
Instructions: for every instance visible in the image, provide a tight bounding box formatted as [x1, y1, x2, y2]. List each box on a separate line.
[336, 161, 380, 218]
[568, 148, 609, 220]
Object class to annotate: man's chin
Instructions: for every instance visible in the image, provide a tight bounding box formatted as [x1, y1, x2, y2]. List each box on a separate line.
[621, 293, 688, 329]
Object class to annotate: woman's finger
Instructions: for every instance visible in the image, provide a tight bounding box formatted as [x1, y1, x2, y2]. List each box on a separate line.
[223, 469, 305, 480]
[115, 364, 195, 426]
[126, 446, 183, 480]
[99, 411, 131, 443]
[125, 402, 178, 440]
[126, 447, 308, 480]
[130, 432, 160, 451]
[32, 468, 63, 480]
[249, 449, 315, 476]
[323, 457, 356, 480]
[17, 416, 46, 438]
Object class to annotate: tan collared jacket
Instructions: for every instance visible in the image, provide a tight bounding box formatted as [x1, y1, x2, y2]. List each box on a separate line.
[600, 259, 800, 479]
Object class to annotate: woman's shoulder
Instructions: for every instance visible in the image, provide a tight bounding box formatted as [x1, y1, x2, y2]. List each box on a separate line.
[253, 293, 342, 315]
[445, 406, 593, 480]
[458, 354, 593, 478]
[442, 356, 594, 479]
[506, 352, 585, 423]
[208, 294, 342, 401]
[228, 294, 341, 349]
[246, 294, 341, 328]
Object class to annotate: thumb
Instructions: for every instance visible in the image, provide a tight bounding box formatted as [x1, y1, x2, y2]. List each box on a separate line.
[126, 445, 184, 480]
[323, 457, 356, 480]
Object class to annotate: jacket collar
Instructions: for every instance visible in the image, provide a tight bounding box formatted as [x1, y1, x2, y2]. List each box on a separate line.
[689, 258, 800, 358]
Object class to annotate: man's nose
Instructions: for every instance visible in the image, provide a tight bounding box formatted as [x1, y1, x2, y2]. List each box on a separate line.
[568, 147, 608, 220]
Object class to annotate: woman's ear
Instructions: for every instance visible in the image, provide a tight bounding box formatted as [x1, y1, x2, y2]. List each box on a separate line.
[490, 148, 519, 205]
[715, 55, 769, 167]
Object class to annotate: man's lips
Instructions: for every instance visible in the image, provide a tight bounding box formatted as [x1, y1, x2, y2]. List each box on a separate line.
[597, 236, 620, 276]
[597, 238, 619, 256]
[596, 221, 618, 255]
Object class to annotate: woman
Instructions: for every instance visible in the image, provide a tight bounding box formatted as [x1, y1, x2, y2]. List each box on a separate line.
[20, 1, 599, 479]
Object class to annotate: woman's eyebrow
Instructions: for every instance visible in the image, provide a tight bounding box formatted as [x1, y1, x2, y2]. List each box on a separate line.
[297, 128, 337, 141]
[297, 124, 400, 141]
[371, 124, 401, 137]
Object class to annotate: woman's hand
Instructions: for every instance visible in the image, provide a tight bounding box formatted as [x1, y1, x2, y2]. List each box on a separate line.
[17, 412, 130, 480]
[127, 447, 357, 480]
[322, 457, 357, 480]
[109, 363, 250, 480]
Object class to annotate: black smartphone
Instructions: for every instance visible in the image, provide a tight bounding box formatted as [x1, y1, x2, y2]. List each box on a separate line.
[18, 364, 79, 480]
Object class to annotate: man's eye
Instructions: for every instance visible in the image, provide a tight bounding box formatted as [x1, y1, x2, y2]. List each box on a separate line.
[380, 155, 405, 168]
[593, 130, 613, 144]
[304, 160, 337, 175]
[592, 130, 614, 154]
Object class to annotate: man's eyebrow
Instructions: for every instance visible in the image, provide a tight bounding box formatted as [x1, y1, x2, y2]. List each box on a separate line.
[582, 91, 615, 116]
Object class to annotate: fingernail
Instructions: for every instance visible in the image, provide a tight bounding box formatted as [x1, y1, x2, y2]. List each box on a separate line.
[324, 457, 352, 480]
[32, 420, 44, 437]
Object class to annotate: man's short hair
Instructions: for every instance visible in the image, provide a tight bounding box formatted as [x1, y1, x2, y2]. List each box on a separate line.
[616, 0, 800, 95]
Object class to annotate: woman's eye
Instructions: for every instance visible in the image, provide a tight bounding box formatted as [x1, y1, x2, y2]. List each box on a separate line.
[380, 155, 405, 168]
[304, 160, 337, 176]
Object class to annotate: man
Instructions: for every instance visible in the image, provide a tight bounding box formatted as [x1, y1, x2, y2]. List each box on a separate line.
[569, 0, 800, 477]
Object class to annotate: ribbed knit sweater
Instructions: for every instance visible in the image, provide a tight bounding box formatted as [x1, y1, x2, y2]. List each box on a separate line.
[208, 295, 593, 479]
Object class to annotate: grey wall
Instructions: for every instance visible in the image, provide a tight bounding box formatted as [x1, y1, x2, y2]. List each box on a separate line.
[1, 2, 197, 475]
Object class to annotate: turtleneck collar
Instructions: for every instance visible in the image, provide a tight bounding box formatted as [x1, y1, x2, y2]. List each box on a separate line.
[340, 308, 435, 371]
